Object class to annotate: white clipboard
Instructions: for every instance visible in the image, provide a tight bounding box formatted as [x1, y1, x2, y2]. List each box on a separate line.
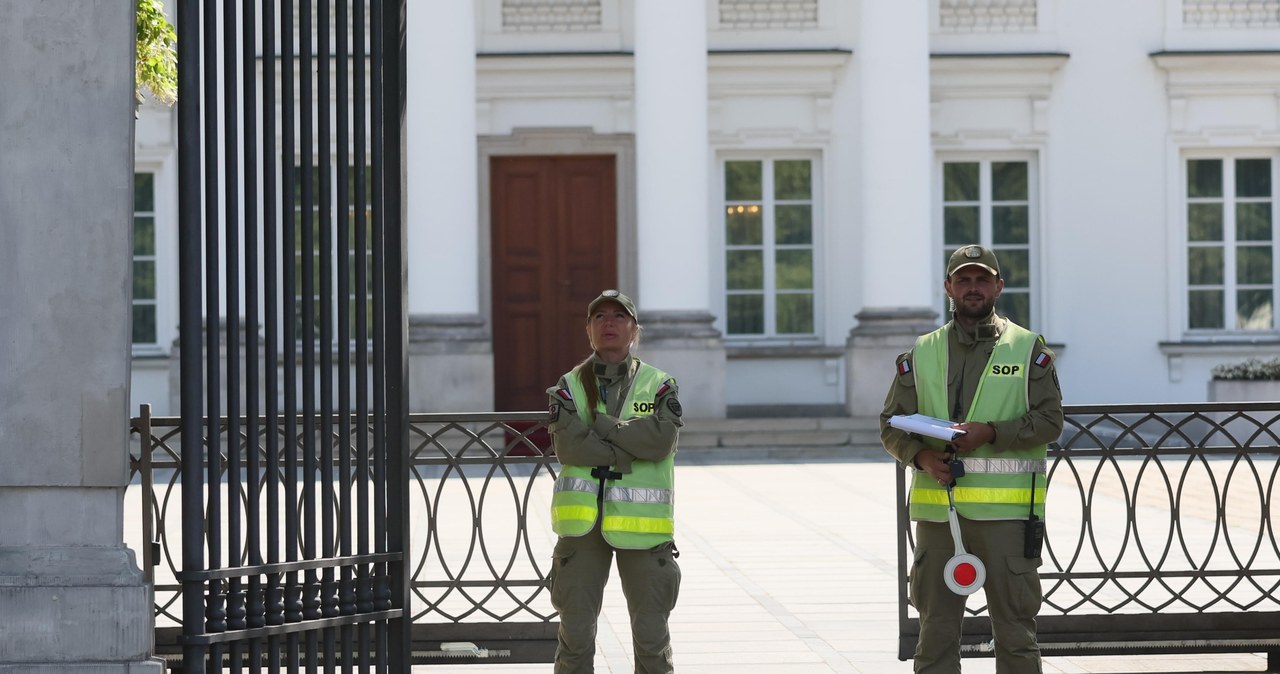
[887, 413, 966, 442]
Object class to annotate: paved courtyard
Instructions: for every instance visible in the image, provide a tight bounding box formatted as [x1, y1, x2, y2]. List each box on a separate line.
[408, 455, 1272, 674]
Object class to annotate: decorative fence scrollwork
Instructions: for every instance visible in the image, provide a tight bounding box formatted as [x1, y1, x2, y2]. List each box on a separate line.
[898, 402, 1280, 664]
[129, 408, 560, 666]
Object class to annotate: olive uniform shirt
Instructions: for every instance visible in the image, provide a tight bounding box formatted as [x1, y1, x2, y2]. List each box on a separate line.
[547, 353, 684, 474]
[880, 311, 1064, 470]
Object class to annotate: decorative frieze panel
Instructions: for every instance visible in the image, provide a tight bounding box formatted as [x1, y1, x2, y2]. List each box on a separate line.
[930, 54, 1067, 147]
[718, 0, 819, 30]
[938, 0, 1038, 32]
[501, 0, 603, 32]
[1152, 52, 1280, 140]
[1183, 0, 1280, 28]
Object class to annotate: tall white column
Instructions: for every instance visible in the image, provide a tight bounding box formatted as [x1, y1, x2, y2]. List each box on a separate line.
[846, 0, 939, 417]
[634, 0, 709, 311]
[405, 2, 492, 411]
[407, 0, 478, 316]
[0, 1, 160, 670]
[858, 0, 933, 305]
[633, 0, 725, 418]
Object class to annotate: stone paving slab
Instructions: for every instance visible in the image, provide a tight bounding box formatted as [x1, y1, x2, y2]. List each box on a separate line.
[412, 458, 1271, 673]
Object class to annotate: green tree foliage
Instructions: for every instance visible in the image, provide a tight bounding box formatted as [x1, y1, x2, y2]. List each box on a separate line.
[136, 0, 177, 106]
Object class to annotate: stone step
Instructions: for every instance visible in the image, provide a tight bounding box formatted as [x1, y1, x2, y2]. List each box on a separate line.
[678, 416, 886, 461]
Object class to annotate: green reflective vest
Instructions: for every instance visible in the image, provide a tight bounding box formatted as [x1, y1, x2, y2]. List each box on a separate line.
[550, 362, 676, 549]
[909, 320, 1047, 522]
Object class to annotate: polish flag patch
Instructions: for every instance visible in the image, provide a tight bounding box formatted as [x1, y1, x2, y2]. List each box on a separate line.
[556, 387, 573, 401]
[656, 382, 671, 397]
[1034, 352, 1051, 368]
[897, 359, 912, 376]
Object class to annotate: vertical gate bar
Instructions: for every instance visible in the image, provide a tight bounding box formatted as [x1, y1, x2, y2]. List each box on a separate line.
[350, 0, 371, 665]
[369, 2, 390, 668]
[371, 0, 387, 577]
[299, 0, 320, 644]
[335, 0, 356, 667]
[896, 458, 910, 658]
[223, 5, 246, 664]
[353, 1, 372, 668]
[201, 2, 226, 670]
[298, 2, 322, 670]
[335, 0, 352, 661]
[139, 404, 155, 582]
[262, 5, 285, 672]
[281, 0, 302, 651]
[242, 0, 263, 654]
[317, 1, 340, 669]
[381, 0, 410, 669]
[263, 0, 284, 643]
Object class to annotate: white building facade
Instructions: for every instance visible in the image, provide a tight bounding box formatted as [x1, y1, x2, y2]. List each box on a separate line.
[131, 0, 1280, 420]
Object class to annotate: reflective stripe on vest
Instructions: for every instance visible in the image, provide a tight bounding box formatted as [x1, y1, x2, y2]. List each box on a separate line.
[605, 486, 674, 504]
[910, 321, 1047, 522]
[960, 457, 1046, 474]
[549, 362, 676, 549]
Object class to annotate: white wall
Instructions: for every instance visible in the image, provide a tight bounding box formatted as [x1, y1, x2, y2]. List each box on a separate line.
[1040, 0, 1172, 404]
[132, 0, 1280, 414]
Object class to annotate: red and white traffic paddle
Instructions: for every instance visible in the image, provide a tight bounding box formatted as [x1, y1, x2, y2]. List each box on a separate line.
[943, 484, 986, 595]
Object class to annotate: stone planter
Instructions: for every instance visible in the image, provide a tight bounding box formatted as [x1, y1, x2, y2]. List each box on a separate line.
[1207, 379, 1280, 402]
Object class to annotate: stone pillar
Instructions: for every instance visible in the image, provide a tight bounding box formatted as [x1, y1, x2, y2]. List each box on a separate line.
[0, 1, 161, 670]
[405, 1, 492, 411]
[634, 0, 725, 419]
[846, 1, 937, 417]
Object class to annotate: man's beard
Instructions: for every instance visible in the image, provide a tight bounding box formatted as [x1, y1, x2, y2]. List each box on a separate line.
[954, 295, 996, 320]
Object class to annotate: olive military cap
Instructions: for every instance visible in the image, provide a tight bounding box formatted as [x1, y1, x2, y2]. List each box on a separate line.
[586, 289, 637, 319]
[946, 244, 1001, 278]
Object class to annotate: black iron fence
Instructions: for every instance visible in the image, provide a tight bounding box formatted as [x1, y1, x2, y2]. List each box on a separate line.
[897, 402, 1280, 668]
[134, 401, 1280, 668]
[130, 407, 559, 668]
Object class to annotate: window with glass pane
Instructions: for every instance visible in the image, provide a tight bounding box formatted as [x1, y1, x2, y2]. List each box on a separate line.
[293, 166, 374, 343]
[132, 172, 158, 345]
[724, 158, 816, 336]
[940, 160, 1035, 328]
[1186, 157, 1276, 331]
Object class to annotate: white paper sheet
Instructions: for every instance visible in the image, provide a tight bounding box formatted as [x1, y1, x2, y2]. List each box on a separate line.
[887, 413, 966, 442]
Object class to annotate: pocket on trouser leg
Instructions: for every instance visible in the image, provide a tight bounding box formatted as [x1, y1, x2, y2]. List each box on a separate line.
[548, 546, 577, 613]
[625, 543, 679, 674]
[907, 547, 926, 610]
[651, 541, 681, 612]
[1003, 555, 1042, 618]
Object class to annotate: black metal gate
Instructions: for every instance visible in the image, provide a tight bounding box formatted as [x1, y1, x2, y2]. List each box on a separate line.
[175, 1, 407, 670]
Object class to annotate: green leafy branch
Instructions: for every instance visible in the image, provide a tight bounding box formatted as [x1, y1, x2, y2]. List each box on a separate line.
[136, 0, 177, 106]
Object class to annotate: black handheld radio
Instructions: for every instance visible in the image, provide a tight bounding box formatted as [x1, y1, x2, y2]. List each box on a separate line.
[1024, 472, 1044, 558]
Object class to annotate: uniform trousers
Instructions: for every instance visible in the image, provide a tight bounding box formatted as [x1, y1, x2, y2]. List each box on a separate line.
[910, 518, 1043, 674]
[549, 524, 681, 674]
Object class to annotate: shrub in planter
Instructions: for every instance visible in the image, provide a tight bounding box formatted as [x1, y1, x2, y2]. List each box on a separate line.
[1209, 357, 1280, 402]
[1211, 357, 1280, 380]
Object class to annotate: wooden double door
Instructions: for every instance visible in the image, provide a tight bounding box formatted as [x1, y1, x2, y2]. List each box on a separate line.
[491, 155, 617, 411]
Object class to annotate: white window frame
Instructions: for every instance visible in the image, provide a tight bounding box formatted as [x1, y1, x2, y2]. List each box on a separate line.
[1180, 150, 1280, 336]
[934, 152, 1042, 330]
[132, 160, 175, 357]
[717, 152, 824, 344]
